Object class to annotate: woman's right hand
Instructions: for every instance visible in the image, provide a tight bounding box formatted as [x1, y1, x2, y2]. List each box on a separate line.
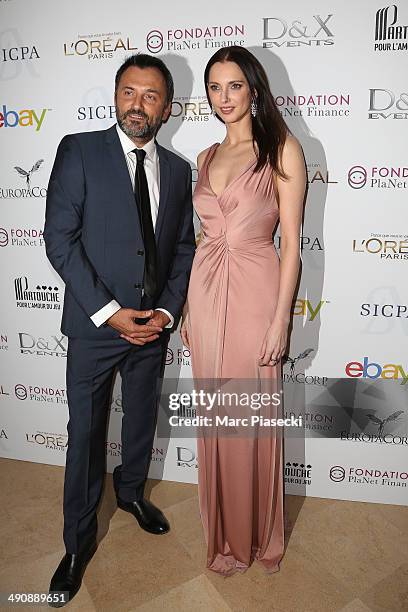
[180, 315, 190, 349]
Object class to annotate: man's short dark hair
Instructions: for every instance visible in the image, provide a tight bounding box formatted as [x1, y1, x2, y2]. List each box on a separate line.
[115, 54, 174, 105]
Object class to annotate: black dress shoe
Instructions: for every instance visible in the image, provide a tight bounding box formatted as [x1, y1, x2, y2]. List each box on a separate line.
[117, 497, 170, 534]
[48, 541, 97, 607]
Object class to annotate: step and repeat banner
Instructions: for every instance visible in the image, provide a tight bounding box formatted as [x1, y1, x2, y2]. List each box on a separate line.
[0, 0, 407, 506]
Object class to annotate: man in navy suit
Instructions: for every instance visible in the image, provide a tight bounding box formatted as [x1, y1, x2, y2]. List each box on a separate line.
[44, 54, 195, 606]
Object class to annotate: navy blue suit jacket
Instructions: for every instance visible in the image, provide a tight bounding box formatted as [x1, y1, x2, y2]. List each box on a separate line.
[44, 125, 195, 339]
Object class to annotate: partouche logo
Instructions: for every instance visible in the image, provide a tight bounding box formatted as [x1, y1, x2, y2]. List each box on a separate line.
[0, 227, 44, 247]
[0, 160, 47, 199]
[368, 89, 408, 119]
[262, 14, 334, 48]
[330, 464, 407, 488]
[285, 461, 312, 485]
[18, 332, 67, 358]
[63, 32, 137, 60]
[1, 46, 40, 61]
[360, 302, 408, 319]
[14, 383, 67, 405]
[0, 106, 49, 130]
[14, 276, 61, 310]
[352, 234, 408, 260]
[275, 93, 350, 118]
[345, 356, 408, 384]
[146, 24, 245, 53]
[340, 409, 406, 445]
[348, 165, 407, 190]
[374, 5, 408, 51]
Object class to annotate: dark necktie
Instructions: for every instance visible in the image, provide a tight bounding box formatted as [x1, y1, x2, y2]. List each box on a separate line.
[133, 148, 158, 298]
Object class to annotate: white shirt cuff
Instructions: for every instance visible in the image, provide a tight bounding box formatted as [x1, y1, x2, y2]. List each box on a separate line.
[156, 308, 174, 328]
[91, 300, 121, 327]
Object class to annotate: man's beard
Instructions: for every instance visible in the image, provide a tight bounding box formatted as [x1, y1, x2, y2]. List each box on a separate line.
[116, 107, 162, 140]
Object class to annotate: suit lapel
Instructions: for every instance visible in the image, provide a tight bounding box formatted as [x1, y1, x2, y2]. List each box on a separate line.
[155, 142, 170, 243]
[104, 125, 138, 220]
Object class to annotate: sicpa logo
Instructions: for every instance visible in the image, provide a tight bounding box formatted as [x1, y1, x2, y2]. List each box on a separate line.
[0, 105, 50, 131]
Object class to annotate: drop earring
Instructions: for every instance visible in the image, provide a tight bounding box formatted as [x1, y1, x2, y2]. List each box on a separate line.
[251, 97, 257, 117]
[211, 105, 217, 117]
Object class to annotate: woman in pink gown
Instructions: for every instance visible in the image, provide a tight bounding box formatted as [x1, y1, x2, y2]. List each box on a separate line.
[181, 47, 306, 576]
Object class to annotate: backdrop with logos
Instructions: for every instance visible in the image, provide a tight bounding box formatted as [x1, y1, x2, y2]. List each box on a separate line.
[1, 0, 407, 506]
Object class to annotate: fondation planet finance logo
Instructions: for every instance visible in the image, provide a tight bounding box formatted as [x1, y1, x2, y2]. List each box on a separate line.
[146, 30, 163, 53]
[330, 464, 408, 488]
[275, 93, 350, 119]
[348, 165, 408, 189]
[330, 465, 345, 481]
[0, 227, 44, 247]
[146, 24, 246, 53]
[0, 228, 9, 246]
[14, 383, 67, 405]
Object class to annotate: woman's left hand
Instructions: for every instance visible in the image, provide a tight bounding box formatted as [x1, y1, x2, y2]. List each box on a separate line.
[259, 318, 289, 366]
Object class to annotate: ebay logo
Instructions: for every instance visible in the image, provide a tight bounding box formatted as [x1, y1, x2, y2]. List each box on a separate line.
[345, 356, 407, 384]
[0, 105, 49, 131]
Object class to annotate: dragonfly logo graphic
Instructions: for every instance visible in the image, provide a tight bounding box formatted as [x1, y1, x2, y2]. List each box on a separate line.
[14, 159, 43, 190]
[285, 348, 314, 374]
[367, 410, 404, 436]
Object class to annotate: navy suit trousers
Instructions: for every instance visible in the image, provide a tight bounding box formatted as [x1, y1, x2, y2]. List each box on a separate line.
[63, 332, 168, 553]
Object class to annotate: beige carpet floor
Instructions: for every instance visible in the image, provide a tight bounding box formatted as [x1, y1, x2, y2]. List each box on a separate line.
[0, 458, 407, 611]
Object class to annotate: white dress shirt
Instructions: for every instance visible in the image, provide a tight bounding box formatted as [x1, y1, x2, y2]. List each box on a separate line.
[90, 124, 174, 329]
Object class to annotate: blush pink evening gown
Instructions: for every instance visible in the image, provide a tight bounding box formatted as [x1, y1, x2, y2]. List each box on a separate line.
[185, 143, 285, 576]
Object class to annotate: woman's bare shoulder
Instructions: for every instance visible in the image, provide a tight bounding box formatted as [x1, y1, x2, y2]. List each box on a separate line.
[283, 133, 303, 157]
[197, 144, 215, 172]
